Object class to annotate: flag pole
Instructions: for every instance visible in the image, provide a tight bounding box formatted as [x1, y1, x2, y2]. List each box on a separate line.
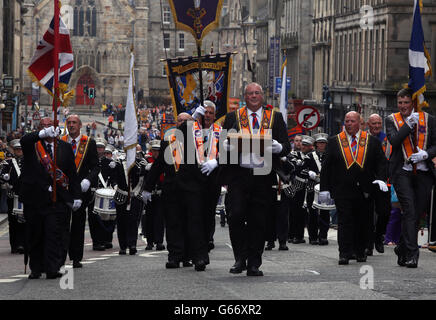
[52, 0, 60, 202]
[193, 0, 205, 128]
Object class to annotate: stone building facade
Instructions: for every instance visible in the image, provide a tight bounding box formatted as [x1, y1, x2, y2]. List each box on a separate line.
[22, 0, 149, 110]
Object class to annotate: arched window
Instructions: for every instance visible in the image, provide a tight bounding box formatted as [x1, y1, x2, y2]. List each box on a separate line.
[73, 0, 97, 37]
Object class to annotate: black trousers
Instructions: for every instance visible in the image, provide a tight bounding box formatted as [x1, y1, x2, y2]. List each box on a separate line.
[116, 197, 143, 250]
[203, 184, 221, 244]
[393, 170, 433, 260]
[367, 188, 391, 249]
[24, 203, 67, 274]
[227, 171, 271, 268]
[68, 201, 88, 262]
[266, 190, 289, 244]
[318, 209, 330, 240]
[144, 194, 165, 245]
[89, 204, 116, 246]
[335, 194, 370, 258]
[290, 190, 306, 240]
[7, 197, 25, 250]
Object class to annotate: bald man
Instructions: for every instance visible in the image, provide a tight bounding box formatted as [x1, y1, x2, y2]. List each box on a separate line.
[366, 113, 391, 256]
[320, 111, 388, 265]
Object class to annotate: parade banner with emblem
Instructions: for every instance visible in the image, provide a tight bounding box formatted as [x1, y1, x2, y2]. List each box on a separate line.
[168, 0, 224, 45]
[166, 53, 232, 123]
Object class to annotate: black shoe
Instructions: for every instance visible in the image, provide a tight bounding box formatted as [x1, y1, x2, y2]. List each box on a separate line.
[220, 222, 225, 227]
[119, 249, 127, 255]
[145, 244, 153, 250]
[356, 255, 367, 262]
[104, 243, 113, 249]
[16, 246, 25, 254]
[73, 261, 82, 268]
[365, 248, 373, 256]
[246, 266, 263, 276]
[349, 253, 357, 260]
[208, 241, 215, 252]
[309, 240, 319, 245]
[46, 272, 63, 279]
[182, 260, 193, 267]
[156, 243, 166, 251]
[338, 257, 349, 265]
[318, 239, 329, 246]
[375, 241, 384, 254]
[405, 257, 418, 268]
[28, 272, 41, 279]
[194, 260, 206, 271]
[129, 247, 137, 255]
[265, 241, 275, 250]
[166, 261, 180, 269]
[278, 243, 289, 251]
[292, 238, 306, 244]
[229, 260, 247, 274]
[93, 244, 106, 251]
[394, 246, 406, 267]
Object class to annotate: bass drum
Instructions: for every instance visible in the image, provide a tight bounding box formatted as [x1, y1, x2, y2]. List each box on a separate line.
[312, 184, 335, 210]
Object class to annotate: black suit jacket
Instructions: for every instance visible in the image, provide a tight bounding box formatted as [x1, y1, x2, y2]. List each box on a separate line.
[385, 112, 436, 179]
[19, 132, 81, 208]
[74, 137, 99, 202]
[320, 133, 387, 200]
[218, 107, 291, 185]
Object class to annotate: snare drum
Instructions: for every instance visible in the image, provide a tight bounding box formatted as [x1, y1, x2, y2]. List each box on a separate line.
[113, 186, 128, 205]
[312, 184, 335, 210]
[93, 188, 117, 221]
[283, 176, 307, 199]
[12, 195, 25, 223]
[216, 187, 227, 213]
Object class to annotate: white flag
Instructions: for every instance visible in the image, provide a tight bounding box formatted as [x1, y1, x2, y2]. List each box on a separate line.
[123, 52, 138, 173]
[279, 58, 288, 118]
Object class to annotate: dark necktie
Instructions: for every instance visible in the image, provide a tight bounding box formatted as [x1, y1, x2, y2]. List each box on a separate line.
[46, 143, 53, 159]
[71, 139, 77, 154]
[251, 113, 260, 132]
[351, 135, 357, 156]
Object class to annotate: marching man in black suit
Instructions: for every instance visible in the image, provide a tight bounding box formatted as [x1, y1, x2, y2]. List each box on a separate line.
[20, 117, 81, 279]
[220, 82, 291, 276]
[386, 88, 436, 268]
[62, 114, 100, 268]
[320, 111, 388, 265]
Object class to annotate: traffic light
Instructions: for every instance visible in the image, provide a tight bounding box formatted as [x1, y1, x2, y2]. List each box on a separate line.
[89, 87, 94, 99]
[83, 85, 88, 95]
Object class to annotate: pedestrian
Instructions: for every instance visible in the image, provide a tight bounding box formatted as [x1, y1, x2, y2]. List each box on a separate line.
[320, 111, 388, 265]
[386, 87, 436, 268]
[220, 82, 291, 276]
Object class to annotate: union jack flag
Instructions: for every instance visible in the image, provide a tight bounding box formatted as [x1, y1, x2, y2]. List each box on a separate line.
[27, 16, 73, 97]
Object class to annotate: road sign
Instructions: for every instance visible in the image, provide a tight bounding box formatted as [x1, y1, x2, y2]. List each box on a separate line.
[32, 111, 41, 121]
[296, 106, 320, 130]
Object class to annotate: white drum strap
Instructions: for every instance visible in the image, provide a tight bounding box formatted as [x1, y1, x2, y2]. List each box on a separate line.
[12, 158, 20, 177]
[98, 172, 107, 189]
[312, 151, 321, 173]
[122, 160, 129, 186]
[132, 176, 144, 196]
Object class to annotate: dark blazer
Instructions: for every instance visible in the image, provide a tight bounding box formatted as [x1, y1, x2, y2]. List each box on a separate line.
[320, 133, 387, 200]
[218, 107, 291, 185]
[19, 132, 81, 208]
[75, 137, 99, 202]
[385, 112, 436, 179]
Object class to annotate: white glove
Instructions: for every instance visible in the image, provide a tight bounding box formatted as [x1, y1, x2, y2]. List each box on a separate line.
[308, 171, 318, 180]
[145, 163, 153, 171]
[200, 159, 218, 176]
[192, 105, 206, 119]
[109, 161, 116, 169]
[39, 126, 61, 138]
[80, 179, 91, 193]
[48, 185, 53, 192]
[266, 139, 283, 154]
[410, 147, 428, 163]
[223, 139, 235, 152]
[406, 112, 419, 128]
[2, 173, 9, 181]
[141, 191, 152, 204]
[319, 191, 331, 204]
[72, 199, 82, 211]
[372, 180, 388, 192]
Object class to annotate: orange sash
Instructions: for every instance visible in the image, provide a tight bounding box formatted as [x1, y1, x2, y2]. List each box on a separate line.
[192, 121, 222, 164]
[236, 107, 274, 135]
[35, 141, 69, 188]
[392, 112, 427, 160]
[166, 128, 183, 172]
[61, 135, 90, 172]
[337, 131, 369, 169]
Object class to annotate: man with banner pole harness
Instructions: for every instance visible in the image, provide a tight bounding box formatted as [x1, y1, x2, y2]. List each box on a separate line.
[20, 117, 82, 279]
[192, 100, 222, 252]
[1, 139, 26, 254]
[320, 111, 388, 265]
[61, 114, 100, 268]
[219, 82, 290, 276]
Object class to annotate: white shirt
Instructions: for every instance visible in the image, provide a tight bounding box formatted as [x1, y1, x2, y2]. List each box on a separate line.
[344, 130, 361, 151]
[240, 107, 264, 169]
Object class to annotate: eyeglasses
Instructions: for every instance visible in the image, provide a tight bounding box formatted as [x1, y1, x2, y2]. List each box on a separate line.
[245, 91, 262, 96]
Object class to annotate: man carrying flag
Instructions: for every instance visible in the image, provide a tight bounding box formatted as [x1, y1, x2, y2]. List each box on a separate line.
[386, 0, 436, 268]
